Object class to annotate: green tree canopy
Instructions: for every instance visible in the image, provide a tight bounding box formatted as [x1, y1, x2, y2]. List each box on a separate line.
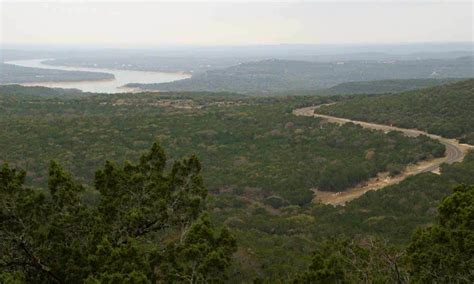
[407, 184, 474, 283]
[0, 141, 236, 283]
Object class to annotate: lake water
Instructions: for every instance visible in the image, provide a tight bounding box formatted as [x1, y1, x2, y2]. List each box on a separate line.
[4, 59, 191, 93]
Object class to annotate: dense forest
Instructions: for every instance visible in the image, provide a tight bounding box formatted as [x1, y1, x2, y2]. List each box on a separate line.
[213, 150, 474, 280]
[1, 142, 473, 282]
[126, 57, 474, 93]
[0, 63, 114, 84]
[0, 86, 444, 206]
[1, 81, 473, 281]
[318, 79, 474, 144]
[2, 1, 473, 280]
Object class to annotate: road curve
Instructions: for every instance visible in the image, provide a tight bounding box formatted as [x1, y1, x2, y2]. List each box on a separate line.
[293, 105, 473, 205]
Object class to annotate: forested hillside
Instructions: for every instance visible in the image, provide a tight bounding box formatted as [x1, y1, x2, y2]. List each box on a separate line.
[326, 78, 463, 94]
[126, 57, 474, 93]
[2, 130, 473, 282]
[318, 79, 474, 143]
[3, 1, 473, 282]
[215, 150, 474, 280]
[0, 86, 444, 206]
[1, 83, 473, 281]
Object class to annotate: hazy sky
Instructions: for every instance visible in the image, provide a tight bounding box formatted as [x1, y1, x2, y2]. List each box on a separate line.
[1, 0, 473, 46]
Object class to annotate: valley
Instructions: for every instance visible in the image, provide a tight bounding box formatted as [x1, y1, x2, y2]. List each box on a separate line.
[1, 78, 473, 281]
[1, 11, 473, 279]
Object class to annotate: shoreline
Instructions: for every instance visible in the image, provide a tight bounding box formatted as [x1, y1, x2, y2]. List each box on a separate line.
[116, 85, 162, 93]
[15, 77, 116, 86]
[41, 61, 193, 77]
[3, 58, 191, 93]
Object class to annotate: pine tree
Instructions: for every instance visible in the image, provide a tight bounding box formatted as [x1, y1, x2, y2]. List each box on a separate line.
[0, 141, 236, 283]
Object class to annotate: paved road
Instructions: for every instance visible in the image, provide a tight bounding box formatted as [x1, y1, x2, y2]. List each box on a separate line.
[293, 105, 473, 205]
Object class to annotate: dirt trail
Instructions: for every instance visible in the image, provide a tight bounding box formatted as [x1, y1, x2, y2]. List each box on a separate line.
[293, 105, 474, 206]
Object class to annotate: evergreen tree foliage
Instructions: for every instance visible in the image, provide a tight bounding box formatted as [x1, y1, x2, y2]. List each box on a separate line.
[0, 142, 236, 283]
[407, 184, 474, 283]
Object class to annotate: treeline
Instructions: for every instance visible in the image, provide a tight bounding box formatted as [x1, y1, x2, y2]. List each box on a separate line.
[318, 79, 474, 144]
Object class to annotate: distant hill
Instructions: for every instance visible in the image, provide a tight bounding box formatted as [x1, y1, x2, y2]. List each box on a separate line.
[43, 56, 243, 74]
[0, 84, 85, 99]
[126, 57, 474, 93]
[318, 79, 474, 144]
[0, 63, 114, 84]
[326, 78, 464, 95]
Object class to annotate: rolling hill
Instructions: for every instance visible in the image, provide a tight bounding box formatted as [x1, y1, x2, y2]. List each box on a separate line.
[318, 79, 474, 143]
[126, 57, 474, 93]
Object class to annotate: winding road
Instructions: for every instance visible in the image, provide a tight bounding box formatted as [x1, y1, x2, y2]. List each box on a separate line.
[293, 105, 473, 205]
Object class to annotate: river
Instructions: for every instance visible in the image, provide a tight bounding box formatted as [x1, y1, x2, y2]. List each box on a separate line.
[4, 59, 191, 93]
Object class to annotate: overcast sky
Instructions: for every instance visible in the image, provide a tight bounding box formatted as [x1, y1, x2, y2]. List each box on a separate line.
[1, 1, 472, 47]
